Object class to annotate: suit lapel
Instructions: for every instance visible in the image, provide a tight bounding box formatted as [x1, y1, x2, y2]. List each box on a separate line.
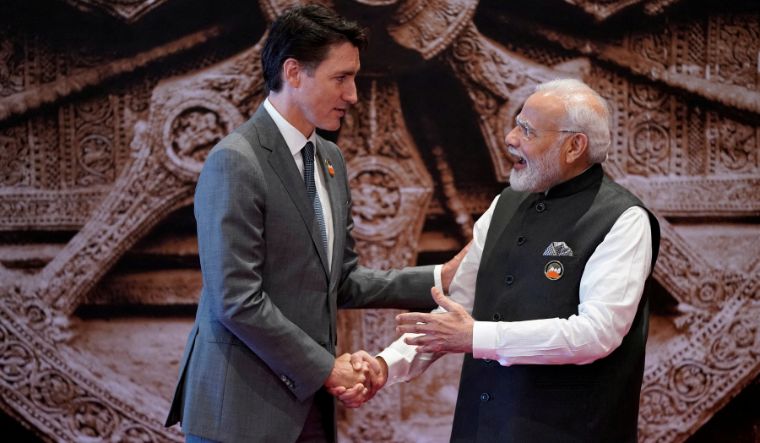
[314, 139, 343, 337]
[315, 139, 344, 283]
[251, 107, 330, 276]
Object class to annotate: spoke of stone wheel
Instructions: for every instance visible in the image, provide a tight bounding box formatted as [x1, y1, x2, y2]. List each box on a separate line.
[33, 140, 194, 316]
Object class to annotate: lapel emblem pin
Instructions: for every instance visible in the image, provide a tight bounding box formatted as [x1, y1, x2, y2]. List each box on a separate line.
[544, 260, 564, 280]
[325, 159, 335, 177]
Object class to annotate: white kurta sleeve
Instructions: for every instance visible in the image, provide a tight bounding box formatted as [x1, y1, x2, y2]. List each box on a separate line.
[379, 196, 500, 384]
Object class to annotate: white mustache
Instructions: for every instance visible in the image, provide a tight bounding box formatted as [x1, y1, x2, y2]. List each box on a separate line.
[507, 146, 525, 162]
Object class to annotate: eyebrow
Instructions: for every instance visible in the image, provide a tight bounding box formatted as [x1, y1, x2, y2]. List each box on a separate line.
[332, 71, 356, 78]
[515, 115, 533, 129]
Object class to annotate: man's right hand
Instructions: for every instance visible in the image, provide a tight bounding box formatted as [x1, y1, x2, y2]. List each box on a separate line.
[336, 351, 388, 408]
[324, 353, 367, 398]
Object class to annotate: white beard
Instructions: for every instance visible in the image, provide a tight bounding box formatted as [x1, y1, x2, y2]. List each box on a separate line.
[509, 144, 563, 193]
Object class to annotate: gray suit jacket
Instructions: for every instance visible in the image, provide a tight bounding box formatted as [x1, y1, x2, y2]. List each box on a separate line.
[165, 105, 435, 442]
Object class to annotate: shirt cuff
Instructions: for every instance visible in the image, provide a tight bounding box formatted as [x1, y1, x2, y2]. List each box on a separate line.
[433, 264, 443, 292]
[472, 321, 502, 362]
[376, 347, 410, 386]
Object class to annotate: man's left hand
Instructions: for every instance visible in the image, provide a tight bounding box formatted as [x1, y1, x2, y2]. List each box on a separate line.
[396, 287, 474, 353]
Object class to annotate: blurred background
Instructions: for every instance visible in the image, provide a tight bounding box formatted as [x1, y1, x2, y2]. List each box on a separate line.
[0, 0, 758, 441]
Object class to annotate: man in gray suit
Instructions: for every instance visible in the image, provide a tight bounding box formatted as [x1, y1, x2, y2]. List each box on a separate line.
[165, 5, 462, 442]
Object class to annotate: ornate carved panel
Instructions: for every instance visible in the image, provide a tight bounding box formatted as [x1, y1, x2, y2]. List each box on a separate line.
[57, 0, 174, 23]
[335, 79, 435, 441]
[0, 1, 758, 442]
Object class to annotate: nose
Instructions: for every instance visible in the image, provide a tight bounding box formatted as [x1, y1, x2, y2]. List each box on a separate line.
[344, 79, 358, 105]
[505, 125, 520, 147]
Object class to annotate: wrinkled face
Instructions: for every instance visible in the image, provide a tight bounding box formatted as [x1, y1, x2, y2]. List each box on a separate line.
[292, 42, 360, 134]
[504, 93, 572, 193]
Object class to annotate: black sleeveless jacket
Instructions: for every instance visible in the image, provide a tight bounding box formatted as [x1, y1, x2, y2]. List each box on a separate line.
[451, 165, 660, 443]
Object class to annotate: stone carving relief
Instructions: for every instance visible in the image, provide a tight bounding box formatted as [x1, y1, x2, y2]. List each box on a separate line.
[73, 97, 118, 186]
[0, 0, 758, 442]
[339, 81, 433, 263]
[59, 0, 174, 23]
[560, 0, 686, 21]
[388, 0, 478, 60]
[0, 129, 30, 187]
[708, 14, 760, 89]
[710, 115, 757, 174]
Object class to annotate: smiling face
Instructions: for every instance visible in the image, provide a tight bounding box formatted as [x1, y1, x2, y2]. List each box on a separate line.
[286, 41, 360, 136]
[505, 93, 573, 192]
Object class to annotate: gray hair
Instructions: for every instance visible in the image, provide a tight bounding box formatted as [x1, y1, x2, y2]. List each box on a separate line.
[535, 79, 611, 163]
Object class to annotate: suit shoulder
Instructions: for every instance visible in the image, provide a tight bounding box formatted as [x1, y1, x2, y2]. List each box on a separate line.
[202, 130, 265, 182]
[207, 119, 263, 164]
[232, 114, 265, 147]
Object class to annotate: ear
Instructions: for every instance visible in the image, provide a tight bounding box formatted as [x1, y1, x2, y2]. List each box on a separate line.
[564, 132, 588, 164]
[282, 58, 302, 88]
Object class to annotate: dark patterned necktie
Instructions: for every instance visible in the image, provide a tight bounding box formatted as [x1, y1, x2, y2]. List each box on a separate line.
[302, 141, 328, 256]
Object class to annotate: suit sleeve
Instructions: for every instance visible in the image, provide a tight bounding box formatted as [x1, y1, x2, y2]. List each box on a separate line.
[195, 146, 334, 401]
[331, 149, 437, 310]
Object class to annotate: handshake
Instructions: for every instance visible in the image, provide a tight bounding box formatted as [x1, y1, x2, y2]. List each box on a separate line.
[323, 351, 388, 408]
[320, 242, 474, 408]
[320, 284, 475, 408]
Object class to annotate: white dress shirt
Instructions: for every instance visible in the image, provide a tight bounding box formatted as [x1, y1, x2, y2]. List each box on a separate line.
[263, 99, 334, 270]
[379, 194, 652, 384]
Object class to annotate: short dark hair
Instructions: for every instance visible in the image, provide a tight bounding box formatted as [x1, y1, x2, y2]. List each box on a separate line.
[261, 4, 368, 92]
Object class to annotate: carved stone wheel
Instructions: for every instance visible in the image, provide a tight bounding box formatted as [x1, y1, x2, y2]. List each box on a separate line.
[0, 0, 758, 442]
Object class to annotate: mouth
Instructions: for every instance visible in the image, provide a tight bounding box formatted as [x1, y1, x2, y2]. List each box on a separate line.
[334, 108, 346, 117]
[507, 146, 527, 168]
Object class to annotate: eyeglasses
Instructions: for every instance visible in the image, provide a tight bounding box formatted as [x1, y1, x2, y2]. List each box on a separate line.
[514, 116, 582, 141]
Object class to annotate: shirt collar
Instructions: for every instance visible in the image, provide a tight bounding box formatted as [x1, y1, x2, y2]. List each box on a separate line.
[263, 98, 317, 157]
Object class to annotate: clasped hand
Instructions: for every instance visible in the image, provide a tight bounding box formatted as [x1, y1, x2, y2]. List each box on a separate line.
[324, 351, 387, 408]
[325, 242, 472, 408]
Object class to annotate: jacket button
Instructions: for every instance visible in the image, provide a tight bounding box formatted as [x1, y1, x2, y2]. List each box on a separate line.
[536, 202, 546, 212]
[480, 392, 491, 402]
[517, 236, 526, 245]
[505, 275, 514, 285]
[492, 312, 501, 321]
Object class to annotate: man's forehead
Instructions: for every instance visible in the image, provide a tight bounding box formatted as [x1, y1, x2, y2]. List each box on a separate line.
[321, 42, 360, 67]
[522, 93, 565, 122]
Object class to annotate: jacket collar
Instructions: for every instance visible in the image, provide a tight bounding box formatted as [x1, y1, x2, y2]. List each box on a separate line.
[544, 164, 603, 199]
